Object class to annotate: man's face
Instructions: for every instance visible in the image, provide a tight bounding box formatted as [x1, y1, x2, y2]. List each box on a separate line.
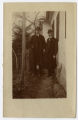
[48, 33, 53, 38]
[36, 30, 40, 35]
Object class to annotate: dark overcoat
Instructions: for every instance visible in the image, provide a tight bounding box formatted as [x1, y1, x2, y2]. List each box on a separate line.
[30, 34, 45, 69]
[46, 37, 58, 70]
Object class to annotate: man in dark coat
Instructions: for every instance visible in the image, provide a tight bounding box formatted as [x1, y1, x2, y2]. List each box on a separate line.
[46, 29, 58, 76]
[30, 27, 45, 75]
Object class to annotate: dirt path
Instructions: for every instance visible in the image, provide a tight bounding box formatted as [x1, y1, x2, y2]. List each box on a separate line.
[13, 70, 66, 98]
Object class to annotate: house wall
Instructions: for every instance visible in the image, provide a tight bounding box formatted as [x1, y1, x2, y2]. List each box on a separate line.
[50, 11, 66, 90]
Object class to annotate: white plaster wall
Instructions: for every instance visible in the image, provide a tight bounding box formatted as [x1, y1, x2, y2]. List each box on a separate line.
[58, 12, 66, 66]
[51, 12, 66, 90]
[58, 12, 66, 90]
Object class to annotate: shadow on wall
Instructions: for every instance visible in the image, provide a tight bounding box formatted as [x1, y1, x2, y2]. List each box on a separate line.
[56, 63, 66, 91]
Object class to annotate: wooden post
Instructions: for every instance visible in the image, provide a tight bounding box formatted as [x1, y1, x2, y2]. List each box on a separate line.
[21, 12, 26, 86]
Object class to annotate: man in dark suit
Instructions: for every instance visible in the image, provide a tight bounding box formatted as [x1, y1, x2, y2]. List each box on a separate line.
[30, 27, 45, 75]
[46, 29, 58, 76]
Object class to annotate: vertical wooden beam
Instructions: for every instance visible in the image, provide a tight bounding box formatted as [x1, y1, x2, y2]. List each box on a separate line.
[21, 12, 26, 85]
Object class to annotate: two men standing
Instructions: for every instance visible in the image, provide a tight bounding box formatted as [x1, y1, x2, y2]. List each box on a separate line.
[30, 27, 58, 76]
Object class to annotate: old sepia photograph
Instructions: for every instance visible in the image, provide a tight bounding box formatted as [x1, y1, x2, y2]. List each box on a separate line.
[12, 11, 67, 98]
[3, 2, 76, 117]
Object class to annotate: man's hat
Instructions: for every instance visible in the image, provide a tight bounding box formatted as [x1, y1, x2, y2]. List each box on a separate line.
[48, 29, 53, 34]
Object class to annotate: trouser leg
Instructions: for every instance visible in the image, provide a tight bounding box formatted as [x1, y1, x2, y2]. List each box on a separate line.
[48, 60, 52, 76]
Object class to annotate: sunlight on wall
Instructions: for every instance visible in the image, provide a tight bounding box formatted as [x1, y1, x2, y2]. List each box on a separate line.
[50, 11, 66, 90]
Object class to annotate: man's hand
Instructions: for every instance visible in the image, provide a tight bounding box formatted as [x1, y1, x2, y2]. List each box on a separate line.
[43, 49, 45, 52]
[53, 55, 56, 59]
[36, 65, 39, 70]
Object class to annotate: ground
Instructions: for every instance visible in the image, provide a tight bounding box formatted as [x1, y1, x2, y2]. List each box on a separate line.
[13, 69, 66, 98]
